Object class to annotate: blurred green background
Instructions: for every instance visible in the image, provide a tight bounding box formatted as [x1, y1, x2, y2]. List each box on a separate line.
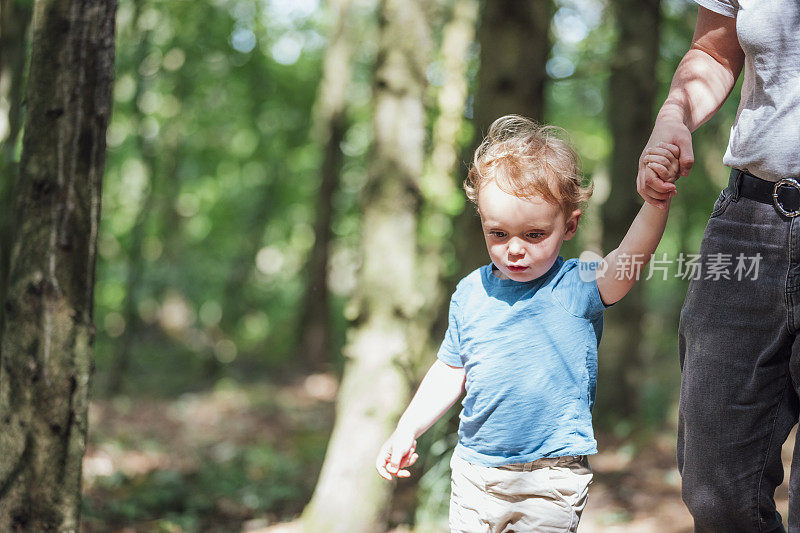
[0, 0, 758, 531]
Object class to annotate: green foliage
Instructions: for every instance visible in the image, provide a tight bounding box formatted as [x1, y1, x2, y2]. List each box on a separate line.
[83, 381, 331, 531]
[83, 442, 318, 530]
[70, 0, 748, 526]
[96, 0, 345, 389]
[413, 409, 460, 531]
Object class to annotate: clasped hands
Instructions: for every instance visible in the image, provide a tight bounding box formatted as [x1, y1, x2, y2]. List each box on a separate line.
[637, 117, 694, 207]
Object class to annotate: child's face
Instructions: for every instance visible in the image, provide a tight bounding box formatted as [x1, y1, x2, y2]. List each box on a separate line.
[478, 179, 581, 282]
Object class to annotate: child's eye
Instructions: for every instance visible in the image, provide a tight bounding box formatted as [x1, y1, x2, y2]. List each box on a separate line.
[526, 232, 545, 239]
[489, 230, 506, 238]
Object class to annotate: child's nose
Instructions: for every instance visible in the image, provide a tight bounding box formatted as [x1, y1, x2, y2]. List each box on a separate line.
[508, 238, 525, 255]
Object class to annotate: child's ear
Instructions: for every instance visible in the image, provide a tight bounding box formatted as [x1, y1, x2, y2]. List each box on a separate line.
[563, 209, 582, 241]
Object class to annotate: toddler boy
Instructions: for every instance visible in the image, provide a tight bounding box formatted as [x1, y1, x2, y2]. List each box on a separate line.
[375, 115, 679, 532]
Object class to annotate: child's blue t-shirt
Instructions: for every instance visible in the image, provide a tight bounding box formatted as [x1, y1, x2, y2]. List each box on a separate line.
[437, 256, 608, 467]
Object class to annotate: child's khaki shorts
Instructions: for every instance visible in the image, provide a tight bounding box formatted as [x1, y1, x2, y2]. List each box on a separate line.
[449, 452, 592, 532]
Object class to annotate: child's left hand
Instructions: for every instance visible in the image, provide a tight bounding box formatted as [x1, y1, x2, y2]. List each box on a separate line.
[375, 429, 419, 480]
[642, 142, 681, 193]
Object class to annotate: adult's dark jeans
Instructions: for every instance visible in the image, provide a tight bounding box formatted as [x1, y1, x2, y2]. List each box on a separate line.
[679, 171, 800, 532]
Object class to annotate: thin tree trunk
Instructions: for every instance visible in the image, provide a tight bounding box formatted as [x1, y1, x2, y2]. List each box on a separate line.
[413, 0, 479, 521]
[106, 0, 155, 396]
[456, 0, 553, 279]
[0, 0, 34, 334]
[219, 180, 273, 333]
[153, 71, 191, 275]
[599, 0, 661, 421]
[296, 0, 355, 371]
[300, 0, 430, 530]
[420, 0, 478, 334]
[0, 0, 117, 529]
[472, 0, 551, 132]
[428, 0, 478, 189]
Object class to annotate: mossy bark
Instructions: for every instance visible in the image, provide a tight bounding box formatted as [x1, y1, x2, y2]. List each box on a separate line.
[0, 0, 117, 529]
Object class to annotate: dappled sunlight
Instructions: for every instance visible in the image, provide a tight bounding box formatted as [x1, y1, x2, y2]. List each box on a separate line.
[581, 433, 690, 532]
[302, 373, 338, 402]
[158, 292, 195, 333]
[0, 0, 775, 528]
[581, 428, 797, 531]
[82, 377, 337, 530]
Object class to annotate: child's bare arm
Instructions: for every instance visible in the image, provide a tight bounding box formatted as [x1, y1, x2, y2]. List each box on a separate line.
[596, 143, 679, 305]
[375, 360, 466, 480]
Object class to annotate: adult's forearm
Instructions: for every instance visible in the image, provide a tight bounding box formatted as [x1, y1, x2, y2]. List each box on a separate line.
[637, 7, 742, 201]
[659, 47, 740, 132]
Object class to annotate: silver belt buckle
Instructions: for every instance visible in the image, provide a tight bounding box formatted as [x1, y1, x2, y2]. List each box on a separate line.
[773, 178, 800, 217]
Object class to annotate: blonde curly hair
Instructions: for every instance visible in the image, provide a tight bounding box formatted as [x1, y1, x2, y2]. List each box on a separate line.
[464, 115, 593, 218]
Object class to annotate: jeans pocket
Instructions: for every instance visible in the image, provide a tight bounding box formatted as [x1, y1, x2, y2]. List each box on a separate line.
[709, 189, 733, 218]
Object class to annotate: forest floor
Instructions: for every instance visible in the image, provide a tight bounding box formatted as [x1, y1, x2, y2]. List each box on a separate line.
[81, 372, 793, 532]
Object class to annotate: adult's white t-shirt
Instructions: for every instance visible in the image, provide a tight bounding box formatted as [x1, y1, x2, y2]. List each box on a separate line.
[695, 0, 800, 181]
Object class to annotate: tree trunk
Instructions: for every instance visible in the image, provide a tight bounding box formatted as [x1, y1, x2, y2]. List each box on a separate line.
[598, 0, 661, 422]
[0, 0, 34, 334]
[414, 0, 479, 522]
[472, 0, 551, 132]
[456, 0, 554, 279]
[427, 0, 478, 191]
[106, 0, 155, 396]
[0, 0, 117, 529]
[296, 0, 355, 371]
[300, 0, 430, 530]
[419, 0, 478, 342]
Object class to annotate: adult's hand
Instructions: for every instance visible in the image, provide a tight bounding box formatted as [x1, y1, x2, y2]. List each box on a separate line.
[637, 7, 743, 209]
[637, 115, 694, 208]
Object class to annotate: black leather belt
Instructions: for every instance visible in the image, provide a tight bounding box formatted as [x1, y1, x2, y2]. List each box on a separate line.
[729, 168, 800, 217]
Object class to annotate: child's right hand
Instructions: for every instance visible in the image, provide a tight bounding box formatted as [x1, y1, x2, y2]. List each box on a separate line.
[375, 428, 419, 480]
[642, 142, 681, 188]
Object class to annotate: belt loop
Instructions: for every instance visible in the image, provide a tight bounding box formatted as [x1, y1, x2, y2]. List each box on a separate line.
[730, 168, 742, 200]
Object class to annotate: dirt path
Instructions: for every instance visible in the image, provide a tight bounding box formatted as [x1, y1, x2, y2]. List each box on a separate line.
[83, 375, 796, 532]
